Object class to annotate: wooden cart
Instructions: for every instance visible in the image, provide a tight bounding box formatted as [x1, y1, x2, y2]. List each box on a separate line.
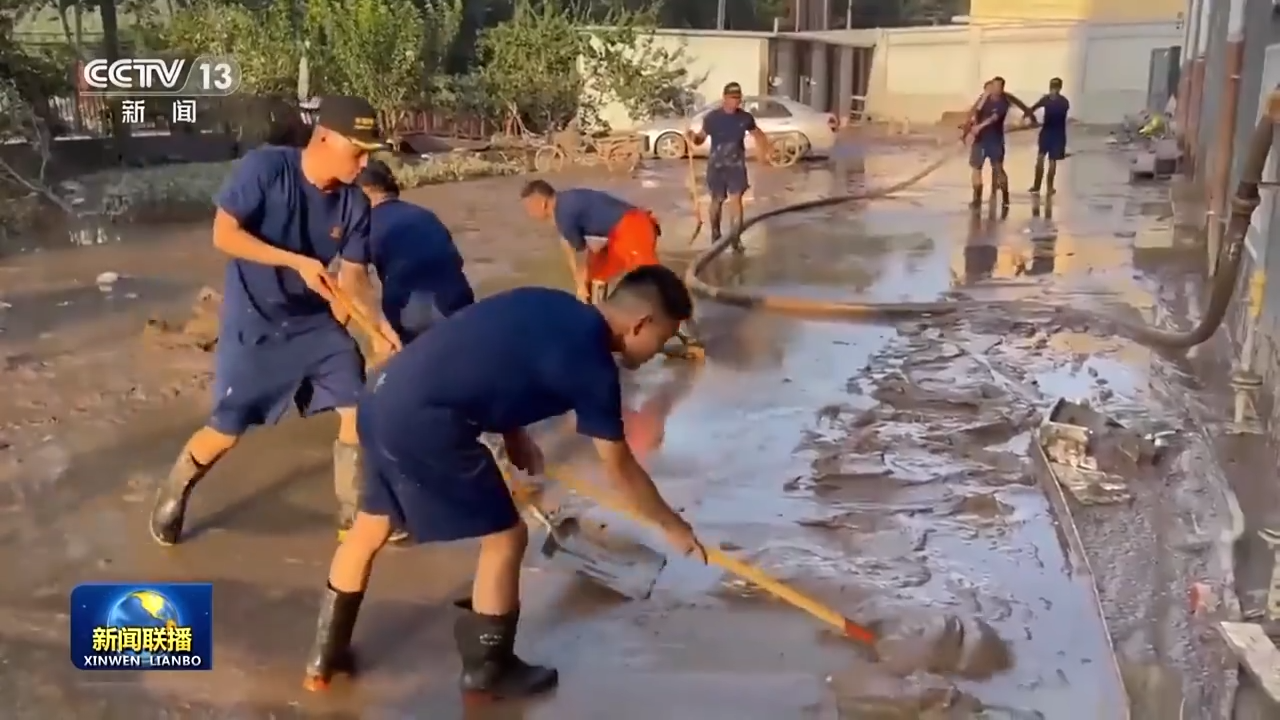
[534, 129, 643, 173]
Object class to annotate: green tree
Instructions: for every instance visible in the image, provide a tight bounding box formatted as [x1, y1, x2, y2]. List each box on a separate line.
[586, 11, 699, 123]
[477, 1, 584, 132]
[165, 0, 298, 94]
[305, 0, 434, 134]
[477, 1, 696, 133]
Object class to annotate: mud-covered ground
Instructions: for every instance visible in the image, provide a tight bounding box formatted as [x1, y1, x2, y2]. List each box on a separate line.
[0, 136, 1247, 718]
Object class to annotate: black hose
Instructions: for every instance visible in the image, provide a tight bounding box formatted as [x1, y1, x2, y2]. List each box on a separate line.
[684, 120, 1273, 350]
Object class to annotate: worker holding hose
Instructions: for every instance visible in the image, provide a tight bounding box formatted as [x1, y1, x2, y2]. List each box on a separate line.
[1026, 77, 1070, 196]
[686, 82, 772, 253]
[519, 179, 700, 351]
[963, 76, 1035, 210]
[148, 95, 389, 548]
[301, 266, 706, 700]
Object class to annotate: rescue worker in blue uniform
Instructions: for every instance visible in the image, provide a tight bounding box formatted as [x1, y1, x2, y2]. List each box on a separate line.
[686, 82, 772, 253]
[963, 77, 1034, 210]
[148, 96, 393, 547]
[345, 158, 475, 344]
[1027, 77, 1071, 196]
[300, 266, 706, 701]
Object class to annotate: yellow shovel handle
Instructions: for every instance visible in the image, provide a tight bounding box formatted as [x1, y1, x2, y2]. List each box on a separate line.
[546, 465, 876, 645]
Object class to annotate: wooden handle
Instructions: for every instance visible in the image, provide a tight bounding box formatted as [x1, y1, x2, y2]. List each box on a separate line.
[329, 285, 396, 348]
[547, 466, 876, 645]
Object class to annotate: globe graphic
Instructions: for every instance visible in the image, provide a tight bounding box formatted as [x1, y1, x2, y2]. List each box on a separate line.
[105, 591, 182, 658]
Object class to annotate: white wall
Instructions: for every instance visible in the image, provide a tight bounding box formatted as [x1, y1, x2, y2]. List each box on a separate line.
[863, 20, 1183, 124]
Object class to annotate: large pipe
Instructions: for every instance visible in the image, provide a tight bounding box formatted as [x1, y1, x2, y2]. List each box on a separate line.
[1207, 0, 1247, 273]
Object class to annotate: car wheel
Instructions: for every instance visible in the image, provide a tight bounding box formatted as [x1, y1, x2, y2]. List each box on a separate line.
[768, 134, 805, 167]
[654, 132, 687, 160]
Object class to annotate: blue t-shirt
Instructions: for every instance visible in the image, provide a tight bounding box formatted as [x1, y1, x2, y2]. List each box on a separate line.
[344, 198, 474, 328]
[1034, 94, 1070, 136]
[702, 108, 757, 168]
[553, 189, 634, 252]
[366, 286, 625, 444]
[214, 146, 370, 337]
[974, 95, 1010, 144]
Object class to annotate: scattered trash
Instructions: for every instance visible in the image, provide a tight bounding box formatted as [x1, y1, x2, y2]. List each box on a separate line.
[1258, 528, 1280, 621]
[96, 271, 119, 293]
[1034, 399, 1167, 505]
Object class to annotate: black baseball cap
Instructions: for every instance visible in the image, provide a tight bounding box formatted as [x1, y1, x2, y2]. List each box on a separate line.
[355, 158, 399, 194]
[317, 95, 387, 151]
[723, 82, 743, 97]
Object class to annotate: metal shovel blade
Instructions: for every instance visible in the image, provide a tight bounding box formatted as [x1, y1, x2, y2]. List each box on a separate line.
[535, 511, 667, 601]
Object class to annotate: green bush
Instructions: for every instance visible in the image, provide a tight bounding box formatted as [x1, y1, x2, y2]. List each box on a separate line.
[64, 152, 525, 221]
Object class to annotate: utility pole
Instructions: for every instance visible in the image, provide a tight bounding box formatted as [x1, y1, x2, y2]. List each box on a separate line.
[716, 0, 726, 29]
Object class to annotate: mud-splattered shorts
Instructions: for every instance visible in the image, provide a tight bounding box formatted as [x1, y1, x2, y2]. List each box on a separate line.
[210, 324, 364, 435]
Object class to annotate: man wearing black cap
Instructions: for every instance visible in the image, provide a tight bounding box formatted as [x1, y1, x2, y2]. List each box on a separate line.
[148, 95, 392, 547]
[686, 82, 772, 253]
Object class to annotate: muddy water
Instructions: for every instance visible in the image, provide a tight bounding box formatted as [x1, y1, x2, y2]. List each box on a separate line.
[0, 138, 1237, 718]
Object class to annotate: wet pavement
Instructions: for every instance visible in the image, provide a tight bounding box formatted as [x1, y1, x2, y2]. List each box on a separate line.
[0, 136, 1243, 718]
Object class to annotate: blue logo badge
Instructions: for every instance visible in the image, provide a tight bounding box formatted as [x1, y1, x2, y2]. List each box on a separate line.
[69, 583, 213, 670]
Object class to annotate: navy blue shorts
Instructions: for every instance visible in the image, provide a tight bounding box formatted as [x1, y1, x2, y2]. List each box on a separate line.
[210, 324, 365, 435]
[1038, 133, 1066, 161]
[968, 141, 1005, 169]
[706, 164, 749, 199]
[356, 403, 519, 544]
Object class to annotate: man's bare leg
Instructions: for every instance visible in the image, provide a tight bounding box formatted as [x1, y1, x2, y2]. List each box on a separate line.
[970, 166, 984, 209]
[727, 193, 746, 253]
[992, 162, 1010, 207]
[708, 195, 725, 245]
[1030, 152, 1046, 193]
[303, 510, 392, 690]
[149, 427, 238, 545]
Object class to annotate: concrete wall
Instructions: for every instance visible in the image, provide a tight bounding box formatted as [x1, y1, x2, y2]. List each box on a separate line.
[971, 0, 1185, 22]
[863, 21, 1183, 124]
[588, 29, 771, 131]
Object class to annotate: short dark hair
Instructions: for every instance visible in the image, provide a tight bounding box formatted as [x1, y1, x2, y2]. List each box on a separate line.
[520, 179, 555, 199]
[608, 264, 693, 322]
[1049, 77, 1063, 88]
[355, 159, 400, 195]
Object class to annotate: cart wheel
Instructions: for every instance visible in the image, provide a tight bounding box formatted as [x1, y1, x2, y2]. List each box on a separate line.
[601, 147, 619, 172]
[534, 146, 565, 173]
[620, 146, 640, 173]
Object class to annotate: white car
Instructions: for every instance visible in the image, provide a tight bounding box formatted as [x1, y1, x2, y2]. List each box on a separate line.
[634, 96, 839, 161]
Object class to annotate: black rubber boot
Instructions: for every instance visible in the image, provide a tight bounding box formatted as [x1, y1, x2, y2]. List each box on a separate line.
[969, 185, 983, 210]
[454, 600, 558, 703]
[1029, 158, 1044, 193]
[334, 441, 409, 545]
[301, 584, 363, 691]
[149, 451, 212, 546]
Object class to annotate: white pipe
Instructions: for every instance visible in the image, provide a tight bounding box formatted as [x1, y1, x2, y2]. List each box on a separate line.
[1196, 0, 1214, 57]
[1227, 0, 1246, 42]
[1184, 0, 1202, 60]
